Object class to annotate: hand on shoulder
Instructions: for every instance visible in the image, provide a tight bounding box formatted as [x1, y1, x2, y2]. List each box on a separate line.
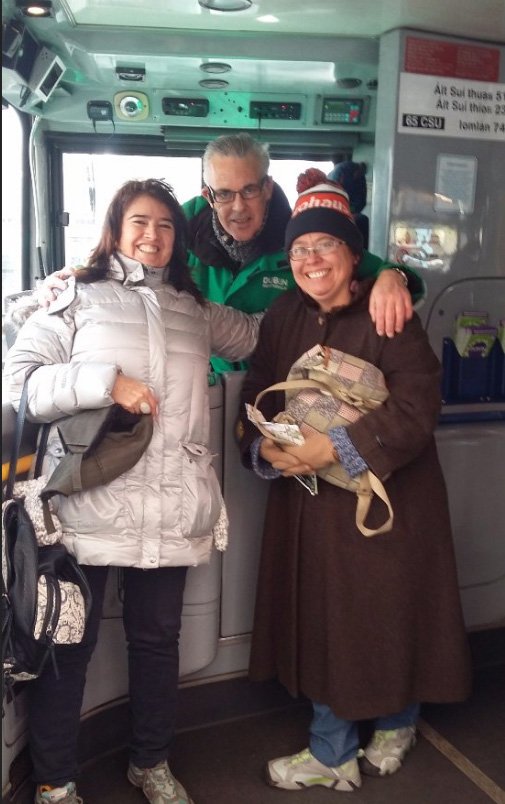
[369, 268, 413, 338]
[37, 267, 78, 308]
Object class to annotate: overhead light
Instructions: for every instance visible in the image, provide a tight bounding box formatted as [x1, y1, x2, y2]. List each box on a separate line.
[17, 0, 53, 17]
[199, 78, 229, 89]
[200, 62, 232, 74]
[198, 0, 252, 11]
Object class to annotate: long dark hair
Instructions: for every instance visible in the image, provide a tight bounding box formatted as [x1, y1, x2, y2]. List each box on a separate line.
[76, 178, 205, 304]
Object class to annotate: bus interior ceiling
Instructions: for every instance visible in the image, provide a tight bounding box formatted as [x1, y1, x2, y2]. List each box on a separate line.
[2, 0, 504, 146]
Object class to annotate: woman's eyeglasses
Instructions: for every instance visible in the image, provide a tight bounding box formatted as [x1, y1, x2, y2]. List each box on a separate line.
[288, 238, 345, 261]
[206, 176, 268, 205]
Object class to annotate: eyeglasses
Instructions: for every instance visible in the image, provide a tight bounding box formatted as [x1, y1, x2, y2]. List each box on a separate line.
[288, 238, 345, 261]
[206, 176, 268, 205]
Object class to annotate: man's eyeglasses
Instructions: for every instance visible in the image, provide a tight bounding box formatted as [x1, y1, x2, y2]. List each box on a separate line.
[288, 238, 345, 261]
[206, 176, 268, 205]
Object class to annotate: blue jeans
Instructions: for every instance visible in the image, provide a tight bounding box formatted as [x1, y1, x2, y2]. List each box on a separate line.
[309, 701, 420, 767]
[28, 564, 188, 786]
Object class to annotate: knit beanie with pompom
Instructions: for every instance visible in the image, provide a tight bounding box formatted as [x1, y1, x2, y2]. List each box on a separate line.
[285, 167, 363, 256]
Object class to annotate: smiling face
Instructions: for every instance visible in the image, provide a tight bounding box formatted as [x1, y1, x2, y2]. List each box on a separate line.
[203, 153, 273, 243]
[117, 194, 175, 268]
[289, 232, 358, 311]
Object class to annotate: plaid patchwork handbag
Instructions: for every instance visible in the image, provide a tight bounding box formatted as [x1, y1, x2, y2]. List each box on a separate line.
[252, 344, 393, 537]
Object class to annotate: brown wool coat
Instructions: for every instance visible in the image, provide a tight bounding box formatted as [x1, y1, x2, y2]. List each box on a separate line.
[239, 282, 472, 720]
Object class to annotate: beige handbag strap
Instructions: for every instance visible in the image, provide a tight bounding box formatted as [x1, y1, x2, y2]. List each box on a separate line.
[254, 378, 331, 408]
[252, 379, 332, 440]
[355, 471, 394, 537]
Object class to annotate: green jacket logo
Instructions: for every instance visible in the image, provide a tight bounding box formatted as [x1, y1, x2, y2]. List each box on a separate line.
[262, 276, 290, 290]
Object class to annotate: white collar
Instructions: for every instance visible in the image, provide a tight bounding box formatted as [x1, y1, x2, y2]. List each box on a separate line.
[109, 252, 169, 287]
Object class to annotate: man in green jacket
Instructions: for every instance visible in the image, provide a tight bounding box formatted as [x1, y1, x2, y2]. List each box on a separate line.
[183, 133, 424, 372]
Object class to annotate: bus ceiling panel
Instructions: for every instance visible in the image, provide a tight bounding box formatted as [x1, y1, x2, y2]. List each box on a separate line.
[51, 29, 380, 66]
[11, 0, 505, 44]
[69, 55, 378, 97]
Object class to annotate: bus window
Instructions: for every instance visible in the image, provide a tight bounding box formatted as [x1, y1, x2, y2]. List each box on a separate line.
[270, 159, 333, 207]
[2, 106, 23, 310]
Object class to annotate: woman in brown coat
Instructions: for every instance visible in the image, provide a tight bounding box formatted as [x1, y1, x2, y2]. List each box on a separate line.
[238, 169, 471, 793]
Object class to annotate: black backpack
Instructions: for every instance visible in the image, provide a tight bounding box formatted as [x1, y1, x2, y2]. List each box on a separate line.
[1, 381, 93, 702]
[1, 503, 93, 696]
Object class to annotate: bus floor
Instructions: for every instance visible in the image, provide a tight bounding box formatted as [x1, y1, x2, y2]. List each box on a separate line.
[5, 633, 505, 804]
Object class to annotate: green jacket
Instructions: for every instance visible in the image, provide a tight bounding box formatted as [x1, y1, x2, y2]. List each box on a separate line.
[183, 185, 424, 373]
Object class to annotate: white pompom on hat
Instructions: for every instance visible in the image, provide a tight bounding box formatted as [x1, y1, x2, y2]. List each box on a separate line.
[285, 168, 363, 256]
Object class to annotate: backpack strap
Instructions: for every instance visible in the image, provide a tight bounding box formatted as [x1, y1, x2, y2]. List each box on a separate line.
[5, 378, 32, 501]
[5, 371, 56, 534]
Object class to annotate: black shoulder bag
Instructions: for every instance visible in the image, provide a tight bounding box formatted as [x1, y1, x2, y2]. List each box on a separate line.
[1, 378, 93, 701]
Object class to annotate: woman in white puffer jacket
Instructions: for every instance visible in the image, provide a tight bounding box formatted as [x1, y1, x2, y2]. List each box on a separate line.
[4, 179, 260, 804]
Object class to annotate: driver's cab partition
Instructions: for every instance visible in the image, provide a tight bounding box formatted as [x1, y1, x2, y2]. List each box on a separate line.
[182, 369, 269, 684]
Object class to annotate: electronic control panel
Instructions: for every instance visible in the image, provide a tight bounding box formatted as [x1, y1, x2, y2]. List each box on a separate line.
[321, 97, 365, 125]
[162, 97, 209, 117]
[249, 101, 302, 120]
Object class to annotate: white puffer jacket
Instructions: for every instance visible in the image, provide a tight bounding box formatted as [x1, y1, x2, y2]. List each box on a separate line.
[4, 255, 261, 569]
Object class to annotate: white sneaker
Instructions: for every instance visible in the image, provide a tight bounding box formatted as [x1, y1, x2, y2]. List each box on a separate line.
[267, 747, 361, 791]
[127, 760, 194, 804]
[360, 726, 417, 776]
[34, 782, 82, 804]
